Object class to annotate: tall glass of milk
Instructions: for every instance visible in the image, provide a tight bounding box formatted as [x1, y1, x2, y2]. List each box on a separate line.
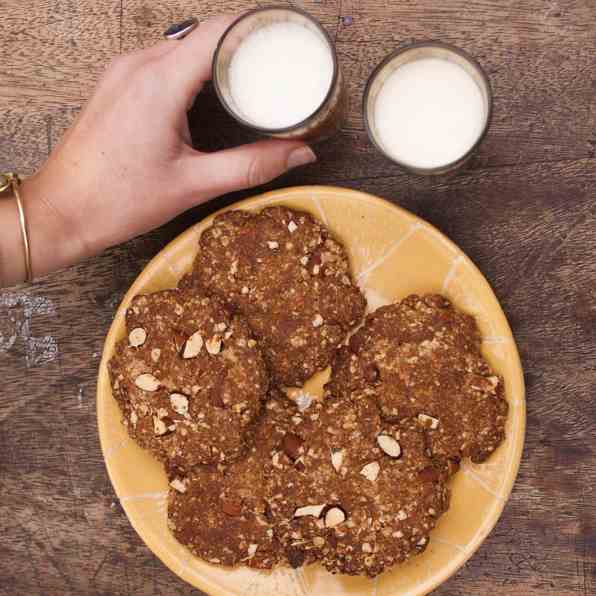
[363, 42, 492, 175]
[213, 7, 345, 142]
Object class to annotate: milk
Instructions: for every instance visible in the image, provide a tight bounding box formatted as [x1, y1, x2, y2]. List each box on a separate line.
[228, 22, 334, 129]
[374, 58, 486, 168]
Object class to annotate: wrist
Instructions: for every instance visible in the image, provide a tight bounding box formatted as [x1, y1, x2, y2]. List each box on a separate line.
[23, 173, 90, 278]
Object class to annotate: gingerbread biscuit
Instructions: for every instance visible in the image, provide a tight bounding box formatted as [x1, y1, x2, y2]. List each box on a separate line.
[108, 289, 268, 469]
[266, 395, 450, 577]
[182, 207, 366, 386]
[329, 294, 508, 464]
[167, 391, 306, 568]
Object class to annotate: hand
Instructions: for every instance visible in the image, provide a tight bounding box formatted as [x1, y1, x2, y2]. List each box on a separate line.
[3, 15, 315, 286]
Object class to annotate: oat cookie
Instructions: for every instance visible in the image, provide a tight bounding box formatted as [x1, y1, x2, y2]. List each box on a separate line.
[108, 289, 268, 468]
[183, 207, 366, 386]
[167, 391, 304, 568]
[266, 395, 450, 577]
[329, 294, 508, 464]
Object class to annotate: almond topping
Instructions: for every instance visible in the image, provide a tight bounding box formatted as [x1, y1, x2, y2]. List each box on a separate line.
[267, 241, 279, 250]
[417, 413, 439, 430]
[331, 448, 344, 473]
[246, 544, 258, 560]
[294, 504, 325, 518]
[312, 314, 324, 327]
[134, 373, 160, 392]
[153, 416, 167, 435]
[205, 336, 222, 355]
[183, 331, 203, 359]
[169, 478, 187, 493]
[170, 393, 189, 416]
[288, 221, 298, 233]
[128, 327, 147, 347]
[324, 507, 346, 528]
[360, 461, 380, 482]
[377, 434, 401, 458]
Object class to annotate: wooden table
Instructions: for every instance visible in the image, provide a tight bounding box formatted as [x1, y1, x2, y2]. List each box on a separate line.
[1, 2, 594, 595]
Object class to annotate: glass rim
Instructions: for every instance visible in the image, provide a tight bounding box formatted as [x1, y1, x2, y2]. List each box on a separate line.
[212, 5, 339, 135]
[362, 41, 494, 175]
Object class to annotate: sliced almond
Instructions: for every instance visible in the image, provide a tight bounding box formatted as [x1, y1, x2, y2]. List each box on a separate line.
[153, 416, 167, 436]
[377, 434, 401, 458]
[170, 393, 189, 416]
[205, 335, 222, 355]
[331, 449, 344, 473]
[128, 327, 147, 347]
[324, 507, 346, 528]
[300, 255, 309, 266]
[288, 221, 298, 233]
[134, 373, 160, 392]
[169, 478, 187, 493]
[417, 413, 439, 430]
[294, 504, 326, 518]
[360, 461, 380, 482]
[267, 241, 279, 250]
[245, 544, 258, 560]
[312, 314, 324, 328]
[183, 331, 203, 359]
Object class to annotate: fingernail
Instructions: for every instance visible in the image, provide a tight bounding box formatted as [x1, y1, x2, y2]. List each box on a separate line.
[287, 146, 317, 170]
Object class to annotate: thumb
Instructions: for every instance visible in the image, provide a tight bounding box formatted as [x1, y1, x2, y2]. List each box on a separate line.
[181, 140, 316, 200]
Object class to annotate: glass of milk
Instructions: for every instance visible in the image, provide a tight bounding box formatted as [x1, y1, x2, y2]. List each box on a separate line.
[213, 7, 345, 142]
[363, 42, 492, 175]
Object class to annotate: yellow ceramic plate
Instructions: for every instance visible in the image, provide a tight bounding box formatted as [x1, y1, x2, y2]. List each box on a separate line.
[97, 186, 525, 596]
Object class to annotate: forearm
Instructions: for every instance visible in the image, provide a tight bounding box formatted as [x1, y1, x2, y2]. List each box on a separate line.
[0, 175, 86, 287]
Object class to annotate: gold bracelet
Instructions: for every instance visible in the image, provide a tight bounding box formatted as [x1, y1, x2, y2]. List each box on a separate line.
[0, 172, 33, 283]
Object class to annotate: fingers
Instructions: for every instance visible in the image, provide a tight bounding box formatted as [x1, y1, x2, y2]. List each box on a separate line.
[179, 141, 316, 203]
[162, 14, 238, 105]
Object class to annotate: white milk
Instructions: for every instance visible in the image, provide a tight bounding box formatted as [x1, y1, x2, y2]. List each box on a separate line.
[374, 58, 486, 168]
[228, 22, 334, 129]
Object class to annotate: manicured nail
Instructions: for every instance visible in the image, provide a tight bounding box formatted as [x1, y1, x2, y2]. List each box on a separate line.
[287, 146, 317, 170]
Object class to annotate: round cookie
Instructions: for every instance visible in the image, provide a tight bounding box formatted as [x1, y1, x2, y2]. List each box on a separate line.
[266, 395, 451, 577]
[329, 294, 509, 464]
[183, 207, 366, 387]
[108, 289, 268, 469]
[167, 391, 305, 569]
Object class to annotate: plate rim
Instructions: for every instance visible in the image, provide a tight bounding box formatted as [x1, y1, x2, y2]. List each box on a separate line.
[97, 184, 526, 596]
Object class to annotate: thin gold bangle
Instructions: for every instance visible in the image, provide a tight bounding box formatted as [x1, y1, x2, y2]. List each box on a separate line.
[0, 172, 32, 283]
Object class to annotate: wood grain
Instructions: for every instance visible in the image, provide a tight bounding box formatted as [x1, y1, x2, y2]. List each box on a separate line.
[0, 1, 595, 595]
